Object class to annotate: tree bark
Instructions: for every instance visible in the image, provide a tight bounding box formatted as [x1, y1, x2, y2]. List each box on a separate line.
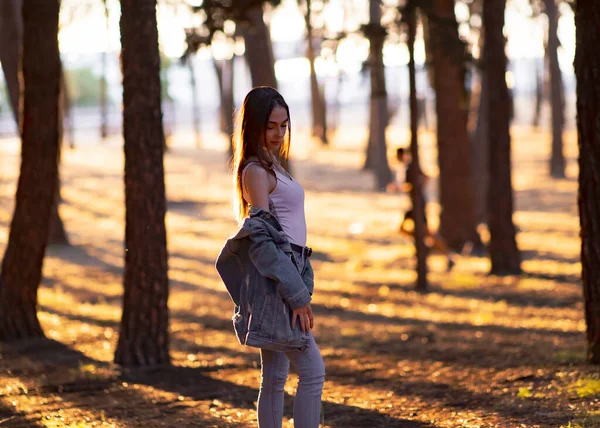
[0, 0, 68, 245]
[0, 0, 21, 124]
[303, 0, 327, 145]
[214, 57, 235, 158]
[362, 58, 389, 172]
[115, 0, 170, 366]
[472, 68, 489, 228]
[408, 9, 428, 292]
[574, 0, 600, 365]
[365, 0, 392, 191]
[48, 192, 68, 245]
[238, 3, 277, 88]
[483, 0, 521, 275]
[471, 29, 489, 228]
[0, 0, 61, 341]
[545, 0, 566, 178]
[48, 69, 70, 247]
[426, 1, 483, 252]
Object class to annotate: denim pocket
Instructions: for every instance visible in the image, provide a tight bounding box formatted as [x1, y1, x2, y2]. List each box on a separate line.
[245, 260, 310, 351]
[254, 283, 301, 343]
[246, 292, 311, 352]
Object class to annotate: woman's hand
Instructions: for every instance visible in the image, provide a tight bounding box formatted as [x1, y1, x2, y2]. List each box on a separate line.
[292, 303, 314, 333]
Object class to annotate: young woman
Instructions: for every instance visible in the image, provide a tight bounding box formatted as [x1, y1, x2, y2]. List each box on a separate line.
[216, 86, 325, 428]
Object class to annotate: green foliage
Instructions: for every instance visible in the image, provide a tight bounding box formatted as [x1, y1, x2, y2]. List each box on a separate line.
[65, 67, 102, 107]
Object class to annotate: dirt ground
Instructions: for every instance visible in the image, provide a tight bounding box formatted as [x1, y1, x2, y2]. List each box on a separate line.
[0, 125, 598, 427]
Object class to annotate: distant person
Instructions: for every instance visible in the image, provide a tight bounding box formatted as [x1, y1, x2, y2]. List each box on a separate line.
[216, 87, 325, 428]
[392, 147, 456, 272]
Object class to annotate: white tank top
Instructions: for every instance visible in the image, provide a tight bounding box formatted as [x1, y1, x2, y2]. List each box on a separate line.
[242, 163, 307, 247]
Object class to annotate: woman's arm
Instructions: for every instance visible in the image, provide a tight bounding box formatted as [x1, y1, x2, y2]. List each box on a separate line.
[244, 164, 274, 211]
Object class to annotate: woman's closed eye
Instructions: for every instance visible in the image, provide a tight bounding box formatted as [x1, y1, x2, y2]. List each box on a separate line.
[268, 124, 287, 132]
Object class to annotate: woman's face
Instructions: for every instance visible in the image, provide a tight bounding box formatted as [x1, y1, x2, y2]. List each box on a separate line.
[264, 106, 289, 154]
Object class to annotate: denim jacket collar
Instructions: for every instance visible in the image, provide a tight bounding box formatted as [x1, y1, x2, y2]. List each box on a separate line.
[242, 207, 293, 254]
[248, 206, 283, 231]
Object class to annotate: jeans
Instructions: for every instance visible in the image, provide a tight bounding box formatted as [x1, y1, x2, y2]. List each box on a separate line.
[257, 248, 325, 428]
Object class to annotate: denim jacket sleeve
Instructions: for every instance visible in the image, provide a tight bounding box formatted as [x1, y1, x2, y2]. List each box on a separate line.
[247, 227, 312, 310]
[302, 258, 315, 295]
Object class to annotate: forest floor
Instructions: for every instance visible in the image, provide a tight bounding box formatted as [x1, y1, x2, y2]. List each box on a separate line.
[0, 125, 598, 428]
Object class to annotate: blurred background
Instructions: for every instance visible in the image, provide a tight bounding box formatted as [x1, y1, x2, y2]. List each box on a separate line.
[0, 0, 577, 144]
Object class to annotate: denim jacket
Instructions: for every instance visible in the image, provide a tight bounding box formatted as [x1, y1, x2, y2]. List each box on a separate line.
[215, 207, 314, 352]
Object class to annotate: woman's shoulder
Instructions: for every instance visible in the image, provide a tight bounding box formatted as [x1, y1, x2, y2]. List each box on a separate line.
[242, 157, 277, 191]
[243, 158, 277, 177]
[243, 161, 276, 194]
[244, 162, 270, 179]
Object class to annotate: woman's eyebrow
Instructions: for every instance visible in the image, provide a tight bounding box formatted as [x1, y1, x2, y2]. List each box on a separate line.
[268, 119, 289, 124]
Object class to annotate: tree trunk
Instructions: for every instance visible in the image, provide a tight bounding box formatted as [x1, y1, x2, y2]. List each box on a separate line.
[472, 73, 489, 228]
[0, 0, 69, 246]
[546, 0, 566, 178]
[319, 82, 328, 142]
[574, 0, 600, 365]
[214, 57, 235, 158]
[363, 135, 374, 170]
[304, 0, 327, 144]
[472, 32, 489, 228]
[187, 55, 201, 148]
[426, 1, 483, 252]
[408, 9, 428, 292]
[366, 0, 392, 191]
[238, 3, 277, 88]
[115, 0, 170, 366]
[0, 0, 61, 341]
[362, 65, 389, 171]
[0, 0, 21, 124]
[48, 194, 68, 245]
[483, 0, 521, 275]
[362, 48, 380, 172]
[47, 69, 71, 247]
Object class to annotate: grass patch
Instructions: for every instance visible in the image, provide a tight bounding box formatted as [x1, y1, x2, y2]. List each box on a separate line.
[563, 411, 600, 428]
[554, 350, 586, 364]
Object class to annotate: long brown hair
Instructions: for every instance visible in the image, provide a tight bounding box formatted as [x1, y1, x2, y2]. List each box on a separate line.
[231, 87, 291, 223]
